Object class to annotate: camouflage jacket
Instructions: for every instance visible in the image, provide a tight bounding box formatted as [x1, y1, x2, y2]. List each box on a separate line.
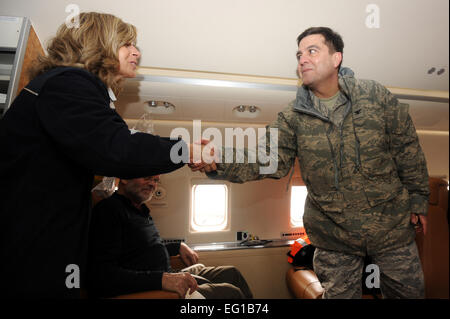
[209, 68, 430, 255]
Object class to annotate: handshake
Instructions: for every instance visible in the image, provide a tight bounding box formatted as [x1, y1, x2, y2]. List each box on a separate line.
[188, 139, 219, 173]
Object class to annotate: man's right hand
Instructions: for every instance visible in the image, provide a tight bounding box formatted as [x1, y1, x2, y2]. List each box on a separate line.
[188, 139, 218, 173]
[189, 162, 217, 173]
[162, 272, 198, 298]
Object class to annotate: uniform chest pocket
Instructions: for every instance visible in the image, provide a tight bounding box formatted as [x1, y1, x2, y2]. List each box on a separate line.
[351, 105, 396, 179]
[352, 106, 388, 158]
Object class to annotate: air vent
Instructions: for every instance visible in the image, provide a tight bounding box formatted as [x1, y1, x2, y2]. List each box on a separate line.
[427, 67, 446, 75]
[149, 186, 167, 207]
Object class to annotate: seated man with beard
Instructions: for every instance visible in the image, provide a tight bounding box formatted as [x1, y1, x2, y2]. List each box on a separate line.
[88, 175, 253, 299]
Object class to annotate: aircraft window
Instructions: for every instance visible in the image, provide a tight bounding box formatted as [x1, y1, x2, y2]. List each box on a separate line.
[191, 184, 228, 232]
[290, 186, 307, 227]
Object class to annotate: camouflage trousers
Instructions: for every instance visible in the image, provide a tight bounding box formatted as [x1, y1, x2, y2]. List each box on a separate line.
[313, 240, 425, 299]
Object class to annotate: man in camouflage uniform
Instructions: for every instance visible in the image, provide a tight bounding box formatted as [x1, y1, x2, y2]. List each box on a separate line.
[190, 27, 429, 299]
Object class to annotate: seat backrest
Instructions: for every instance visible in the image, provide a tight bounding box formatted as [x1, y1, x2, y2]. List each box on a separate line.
[415, 177, 449, 298]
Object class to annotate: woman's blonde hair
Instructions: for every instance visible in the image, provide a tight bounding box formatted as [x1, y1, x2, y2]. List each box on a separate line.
[30, 12, 137, 95]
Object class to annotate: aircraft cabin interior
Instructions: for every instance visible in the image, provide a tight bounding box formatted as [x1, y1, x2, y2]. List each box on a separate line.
[1, 0, 448, 303]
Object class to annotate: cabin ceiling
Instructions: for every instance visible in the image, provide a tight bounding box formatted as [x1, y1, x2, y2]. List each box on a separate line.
[2, 0, 449, 131]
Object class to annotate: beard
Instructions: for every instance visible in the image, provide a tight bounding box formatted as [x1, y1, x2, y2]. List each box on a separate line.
[124, 184, 155, 206]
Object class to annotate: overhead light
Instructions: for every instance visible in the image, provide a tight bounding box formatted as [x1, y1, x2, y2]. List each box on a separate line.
[144, 100, 175, 114]
[232, 105, 261, 118]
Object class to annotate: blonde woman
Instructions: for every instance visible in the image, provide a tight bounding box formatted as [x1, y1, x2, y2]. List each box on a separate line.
[0, 12, 189, 298]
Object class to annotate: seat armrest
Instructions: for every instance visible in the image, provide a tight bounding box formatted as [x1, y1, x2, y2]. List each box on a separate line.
[286, 267, 324, 299]
[112, 290, 180, 299]
[109, 255, 190, 299]
[170, 255, 188, 271]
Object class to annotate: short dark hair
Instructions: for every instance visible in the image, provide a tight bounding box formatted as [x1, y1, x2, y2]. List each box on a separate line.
[297, 27, 344, 69]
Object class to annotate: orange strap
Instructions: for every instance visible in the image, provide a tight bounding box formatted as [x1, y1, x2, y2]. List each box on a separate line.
[287, 235, 311, 264]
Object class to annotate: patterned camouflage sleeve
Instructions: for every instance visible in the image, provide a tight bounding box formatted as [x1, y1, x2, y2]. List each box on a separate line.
[381, 84, 430, 215]
[207, 109, 298, 183]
